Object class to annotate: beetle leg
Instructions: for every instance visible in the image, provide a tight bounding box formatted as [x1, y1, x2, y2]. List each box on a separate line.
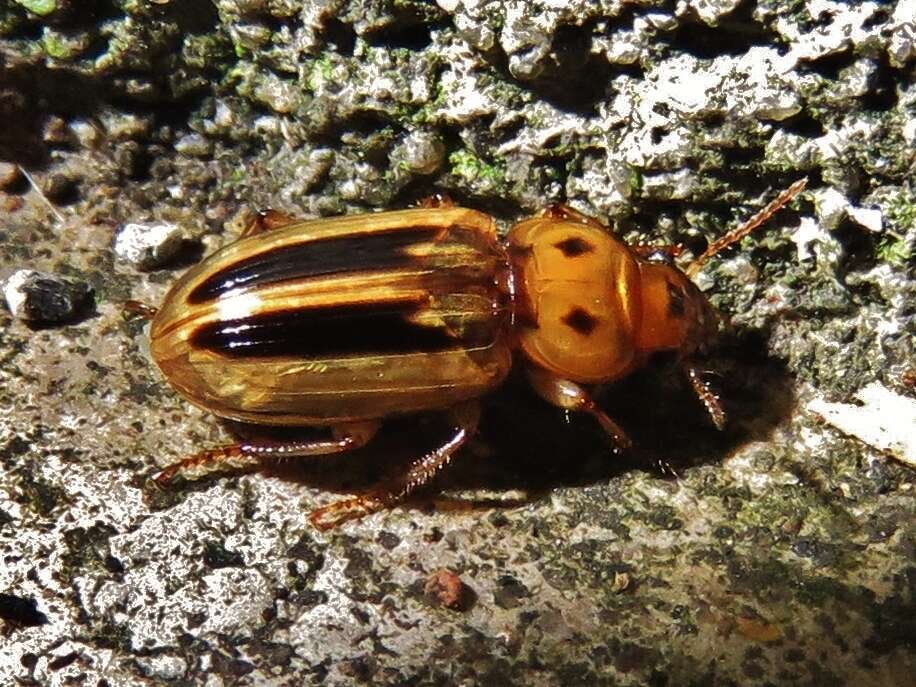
[416, 192, 455, 209]
[153, 420, 381, 485]
[239, 208, 300, 238]
[123, 300, 157, 320]
[540, 204, 605, 230]
[683, 362, 726, 430]
[308, 402, 480, 530]
[630, 244, 685, 262]
[526, 366, 632, 450]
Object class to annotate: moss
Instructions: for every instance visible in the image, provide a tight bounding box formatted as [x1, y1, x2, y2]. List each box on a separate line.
[41, 32, 74, 59]
[14, 470, 69, 517]
[59, 523, 118, 583]
[887, 192, 916, 232]
[388, 0, 446, 23]
[203, 540, 245, 569]
[876, 234, 913, 268]
[643, 503, 683, 531]
[878, 192, 916, 267]
[182, 33, 232, 70]
[307, 53, 336, 92]
[13, 0, 57, 16]
[448, 148, 506, 186]
[628, 168, 644, 196]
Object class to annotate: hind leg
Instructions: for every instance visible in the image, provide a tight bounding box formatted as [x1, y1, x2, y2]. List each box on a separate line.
[238, 208, 300, 238]
[154, 421, 381, 484]
[308, 402, 480, 530]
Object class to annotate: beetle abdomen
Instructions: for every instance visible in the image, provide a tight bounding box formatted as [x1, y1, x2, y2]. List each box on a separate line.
[150, 208, 512, 425]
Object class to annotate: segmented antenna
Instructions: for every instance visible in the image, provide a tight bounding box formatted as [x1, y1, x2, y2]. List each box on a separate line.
[685, 178, 808, 278]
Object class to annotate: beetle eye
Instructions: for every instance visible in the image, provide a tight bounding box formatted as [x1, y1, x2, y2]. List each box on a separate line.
[665, 280, 687, 318]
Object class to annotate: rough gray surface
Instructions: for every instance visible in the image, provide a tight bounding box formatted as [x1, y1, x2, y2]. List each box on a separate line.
[1, 0, 914, 685]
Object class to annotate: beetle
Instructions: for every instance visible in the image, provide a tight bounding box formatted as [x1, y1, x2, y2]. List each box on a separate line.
[138, 180, 806, 529]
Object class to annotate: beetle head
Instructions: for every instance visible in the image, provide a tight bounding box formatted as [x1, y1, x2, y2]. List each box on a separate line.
[634, 261, 719, 358]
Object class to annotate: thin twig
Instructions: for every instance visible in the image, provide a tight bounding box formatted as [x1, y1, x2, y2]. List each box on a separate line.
[17, 165, 65, 224]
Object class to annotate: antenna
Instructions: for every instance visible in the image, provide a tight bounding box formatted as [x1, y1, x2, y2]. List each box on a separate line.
[685, 178, 807, 278]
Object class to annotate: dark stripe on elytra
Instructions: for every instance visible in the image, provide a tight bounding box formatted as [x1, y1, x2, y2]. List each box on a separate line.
[188, 227, 442, 304]
[562, 307, 598, 335]
[190, 299, 492, 359]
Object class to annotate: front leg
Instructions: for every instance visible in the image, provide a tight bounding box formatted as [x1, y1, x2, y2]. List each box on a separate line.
[154, 420, 381, 484]
[526, 366, 632, 450]
[540, 204, 606, 230]
[683, 361, 726, 430]
[308, 402, 480, 530]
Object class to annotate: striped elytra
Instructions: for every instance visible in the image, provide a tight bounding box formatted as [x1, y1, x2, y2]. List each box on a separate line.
[150, 207, 513, 425]
[150, 205, 723, 425]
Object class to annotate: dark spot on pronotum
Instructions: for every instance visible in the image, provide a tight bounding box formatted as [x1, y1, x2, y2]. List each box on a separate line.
[554, 237, 594, 257]
[666, 280, 686, 318]
[562, 307, 598, 335]
[188, 226, 442, 304]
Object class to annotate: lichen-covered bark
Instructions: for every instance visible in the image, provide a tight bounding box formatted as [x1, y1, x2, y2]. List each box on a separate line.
[1, 1, 914, 684]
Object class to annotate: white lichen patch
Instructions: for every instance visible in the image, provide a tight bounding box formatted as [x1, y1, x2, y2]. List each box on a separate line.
[847, 206, 883, 233]
[888, 2, 916, 67]
[812, 187, 850, 231]
[792, 216, 829, 262]
[432, 44, 501, 123]
[808, 383, 916, 466]
[724, 444, 803, 493]
[677, 0, 744, 25]
[779, 1, 886, 61]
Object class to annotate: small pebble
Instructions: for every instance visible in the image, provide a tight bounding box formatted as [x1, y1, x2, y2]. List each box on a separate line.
[42, 116, 75, 146]
[70, 119, 102, 148]
[3, 269, 94, 325]
[436, 0, 460, 12]
[848, 206, 883, 233]
[174, 133, 212, 157]
[114, 221, 186, 270]
[424, 569, 473, 611]
[41, 172, 77, 203]
[136, 654, 188, 680]
[399, 130, 446, 175]
[0, 162, 23, 190]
